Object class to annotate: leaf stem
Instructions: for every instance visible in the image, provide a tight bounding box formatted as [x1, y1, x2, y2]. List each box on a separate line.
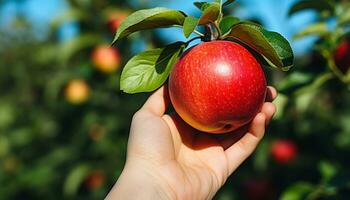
[173, 25, 204, 37]
[321, 49, 347, 83]
[219, 0, 223, 16]
[193, 30, 205, 37]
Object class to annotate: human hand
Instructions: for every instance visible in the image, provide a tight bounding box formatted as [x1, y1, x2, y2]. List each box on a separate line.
[106, 85, 277, 200]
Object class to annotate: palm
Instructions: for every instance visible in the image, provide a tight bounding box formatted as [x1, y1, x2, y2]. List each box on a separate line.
[131, 114, 230, 199]
[126, 86, 276, 199]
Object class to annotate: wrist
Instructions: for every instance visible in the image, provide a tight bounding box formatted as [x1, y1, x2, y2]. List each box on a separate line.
[106, 160, 176, 200]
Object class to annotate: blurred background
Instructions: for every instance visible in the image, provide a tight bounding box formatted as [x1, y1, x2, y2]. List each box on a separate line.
[0, 0, 350, 199]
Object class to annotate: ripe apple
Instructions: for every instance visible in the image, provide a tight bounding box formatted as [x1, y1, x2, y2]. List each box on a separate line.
[64, 79, 90, 104]
[334, 38, 350, 75]
[84, 170, 105, 190]
[92, 46, 121, 74]
[271, 139, 297, 164]
[108, 11, 128, 33]
[169, 41, 267, 134]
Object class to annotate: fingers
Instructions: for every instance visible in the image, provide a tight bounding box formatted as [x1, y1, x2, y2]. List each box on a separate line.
[223, 99, 277, 174]
[266, 86, 277, 102]
[224, 113, 266, 174]
[140, 85, 169, 116]
[261, 102, 276, 125]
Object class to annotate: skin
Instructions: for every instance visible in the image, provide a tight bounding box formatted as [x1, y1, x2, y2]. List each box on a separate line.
[106, 85, 277, 200]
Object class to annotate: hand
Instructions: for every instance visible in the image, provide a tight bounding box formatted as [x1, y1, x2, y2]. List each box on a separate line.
[106, 85, 277, 200]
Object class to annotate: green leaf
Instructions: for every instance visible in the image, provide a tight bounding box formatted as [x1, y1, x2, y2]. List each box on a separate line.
[120, 42, 186, 94]
[274, 94, 289, 120]
[198, 3, 221, 25]
[113, 7, 186, 43]
[194, 2, 210, 10]
[293, 22, 329, 40]
[278, 72, 314, 94]
[219, 16, 240, 35]
[281, 182, 314, 200]
[338, 6, 350, 26]
[223, 0, 237, 7]
[183, 16, 199, 38]
[63, 164, 90, 197]
[288, 0, 334, 16]
[225, 23, 294, 70]
[252, 140, 270, 171]
[294, 73, 333, 96]
[58, 34, 103, 64]
[319, 161, 337, 182]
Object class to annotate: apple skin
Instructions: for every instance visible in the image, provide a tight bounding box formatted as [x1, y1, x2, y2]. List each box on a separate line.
[169, 40, 267, 134]
[271, 139, 297, 164]
[334, 38, 350, 75]
[92, 46, 121, 74]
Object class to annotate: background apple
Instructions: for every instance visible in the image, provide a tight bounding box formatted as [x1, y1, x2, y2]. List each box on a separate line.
[271, 139, 297, 164]
[169, 40, 267, 134]
[91, 45, 121, 74]
[84, 170, 105, 191]
[333, 38, 350, 75]
[64, 79, 90, 104]
[107, 11, 129, 33]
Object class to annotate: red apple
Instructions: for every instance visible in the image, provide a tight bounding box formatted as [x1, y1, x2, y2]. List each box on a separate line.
[92, 45, 121, 74]
[334, 38, 350, 74]
[271, 139, 297, 164]
[169, 40, 267, 134]
[108, 12, 128, 33]
[84, 170, 105, 191]
[64, 79, 90, 104]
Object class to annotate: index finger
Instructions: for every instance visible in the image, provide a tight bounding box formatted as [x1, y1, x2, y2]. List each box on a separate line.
[140, 85, 169, 116]
[266, 86, 277, 102]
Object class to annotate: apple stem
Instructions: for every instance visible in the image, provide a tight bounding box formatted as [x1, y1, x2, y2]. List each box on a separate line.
[203, 24, 216, 42]
[212, 22, 222, 39]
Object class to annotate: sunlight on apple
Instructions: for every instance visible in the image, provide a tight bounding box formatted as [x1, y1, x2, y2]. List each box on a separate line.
[216, 63, 231, 76]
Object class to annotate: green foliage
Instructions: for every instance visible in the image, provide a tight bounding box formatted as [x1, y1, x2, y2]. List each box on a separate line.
[120, 42, 185, 94]
[198, 2, 221, 24]
[219, 16, 240, 35]
[113, 7, 186, 43]
[1, 0, 350, 200]
[288, 0, 334, 17]
[183, 16, 199, 38]
[293, 22, 329, 40]
[225, 22, 294, 70]
[281, 182, 314, 200]
[289, 0, 350, 84]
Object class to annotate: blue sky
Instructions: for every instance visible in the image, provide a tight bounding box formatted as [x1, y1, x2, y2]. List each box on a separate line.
[0, 0, 316, 55]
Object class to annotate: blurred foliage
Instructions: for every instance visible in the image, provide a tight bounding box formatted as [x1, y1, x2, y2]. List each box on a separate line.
[0, 0, 350, 200]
